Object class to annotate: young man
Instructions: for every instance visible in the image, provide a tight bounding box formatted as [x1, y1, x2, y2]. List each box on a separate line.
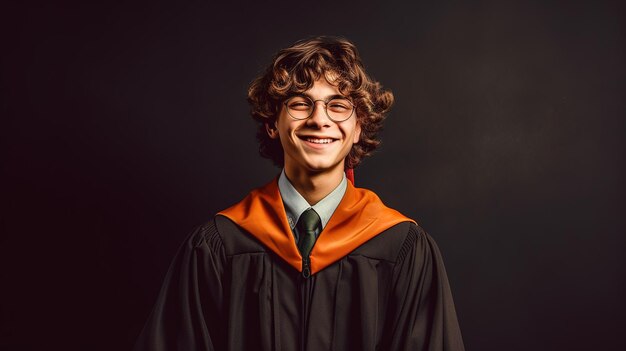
[135, 36, 464, 351]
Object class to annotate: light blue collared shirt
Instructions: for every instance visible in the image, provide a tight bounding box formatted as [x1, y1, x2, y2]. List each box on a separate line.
[278, 169, 347, 242]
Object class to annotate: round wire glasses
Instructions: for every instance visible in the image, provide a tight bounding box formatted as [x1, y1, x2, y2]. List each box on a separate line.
[283, 95, 356, 122]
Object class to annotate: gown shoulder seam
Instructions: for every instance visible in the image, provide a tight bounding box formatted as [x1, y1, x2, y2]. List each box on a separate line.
[191, 219, 224, 254]
[396, 223, 423, 264]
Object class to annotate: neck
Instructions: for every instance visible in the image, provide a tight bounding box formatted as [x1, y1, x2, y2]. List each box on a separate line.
[284, 165, 344, 205]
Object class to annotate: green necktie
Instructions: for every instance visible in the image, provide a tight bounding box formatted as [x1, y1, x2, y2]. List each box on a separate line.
[297, 208, 320, 258]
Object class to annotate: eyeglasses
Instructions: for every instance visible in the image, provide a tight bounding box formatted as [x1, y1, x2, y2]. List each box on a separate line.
[283, 95, 356, 122]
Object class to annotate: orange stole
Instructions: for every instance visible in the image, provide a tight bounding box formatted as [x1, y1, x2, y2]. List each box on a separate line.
[217, 178, 416, 275]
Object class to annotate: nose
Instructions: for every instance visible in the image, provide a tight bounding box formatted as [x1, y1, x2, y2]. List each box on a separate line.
[306, 100, 332, 128]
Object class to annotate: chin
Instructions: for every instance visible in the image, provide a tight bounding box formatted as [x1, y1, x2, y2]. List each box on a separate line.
[301, 159, 343, 173]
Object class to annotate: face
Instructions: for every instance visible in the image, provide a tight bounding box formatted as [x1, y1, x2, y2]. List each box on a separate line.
[267, 78, 361, 175]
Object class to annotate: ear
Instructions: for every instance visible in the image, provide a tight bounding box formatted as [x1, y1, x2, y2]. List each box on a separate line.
[352, 120, 361, 144]
[265, 121, 279, 139]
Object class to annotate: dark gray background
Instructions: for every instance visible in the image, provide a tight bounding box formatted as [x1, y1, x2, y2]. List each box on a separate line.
[2, 0, 624, 350]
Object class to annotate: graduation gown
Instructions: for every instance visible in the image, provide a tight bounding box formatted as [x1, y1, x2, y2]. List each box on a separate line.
[134, 178, 464, 351]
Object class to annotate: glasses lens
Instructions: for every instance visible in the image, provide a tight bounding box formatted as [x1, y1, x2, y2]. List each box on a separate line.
[326, 98, 354, 121]
[286, 96, 313, 120]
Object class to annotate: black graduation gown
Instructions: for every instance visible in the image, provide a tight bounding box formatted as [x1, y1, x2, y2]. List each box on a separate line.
[134, 216, 465, 351]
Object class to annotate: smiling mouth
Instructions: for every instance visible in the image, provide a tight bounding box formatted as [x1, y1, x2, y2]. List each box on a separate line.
[299, 136, 337, 144]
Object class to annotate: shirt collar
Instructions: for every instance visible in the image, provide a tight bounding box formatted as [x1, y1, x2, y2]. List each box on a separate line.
[278, 169, 347, 230]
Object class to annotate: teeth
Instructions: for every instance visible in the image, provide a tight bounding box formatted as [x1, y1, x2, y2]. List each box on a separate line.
[306, 138, 334, 144]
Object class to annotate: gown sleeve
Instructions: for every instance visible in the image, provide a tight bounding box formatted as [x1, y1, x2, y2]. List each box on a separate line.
[134, 221, 226, 351]
[383, 224, 465, 351]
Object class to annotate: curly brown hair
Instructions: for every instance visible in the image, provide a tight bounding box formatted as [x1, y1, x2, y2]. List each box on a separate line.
[247, 36, 394, 169]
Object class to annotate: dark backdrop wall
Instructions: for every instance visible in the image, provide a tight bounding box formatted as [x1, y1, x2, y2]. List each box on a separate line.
[3, 0, 624, 350]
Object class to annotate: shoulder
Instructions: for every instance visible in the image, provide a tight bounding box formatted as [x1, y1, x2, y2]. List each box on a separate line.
[351, 221, 426, 263]
[186, 216, 270, 257]
[204, 214, 268, 256]
[183, 219, 224, 253]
